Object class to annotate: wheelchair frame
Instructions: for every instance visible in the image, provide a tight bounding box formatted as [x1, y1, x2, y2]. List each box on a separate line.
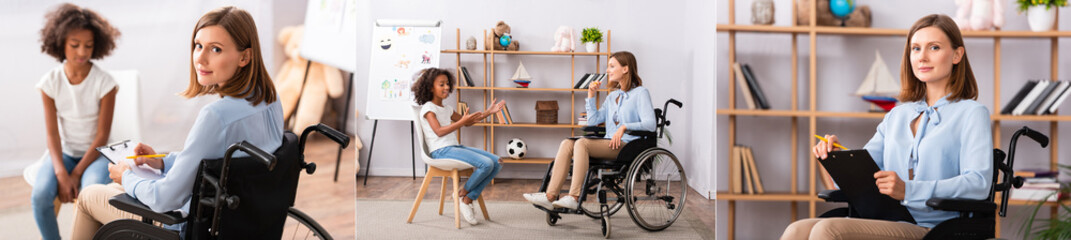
[92, 124, 349, 240]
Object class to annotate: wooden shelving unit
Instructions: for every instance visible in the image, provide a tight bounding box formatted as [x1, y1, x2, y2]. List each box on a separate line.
[718, 0, 1068, 239]
[443, 28, 612, 164]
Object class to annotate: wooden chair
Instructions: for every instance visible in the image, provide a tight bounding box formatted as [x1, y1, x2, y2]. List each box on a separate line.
[405, 106, 489, 229]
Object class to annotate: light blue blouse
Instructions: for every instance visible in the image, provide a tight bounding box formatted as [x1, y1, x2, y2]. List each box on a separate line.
[586, 86, 657, 143]
[122, 96, 284, 214]
[861, 95, 993, 228]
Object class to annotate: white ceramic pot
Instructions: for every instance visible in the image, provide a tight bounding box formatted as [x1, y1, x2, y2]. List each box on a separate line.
[585, 42, 597, 52]
[1028, 5, 1057, 32]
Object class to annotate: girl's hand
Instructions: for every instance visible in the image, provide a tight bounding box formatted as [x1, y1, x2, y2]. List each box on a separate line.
[108, 163, 130, 185]
[609, 127, 626, 149]
[460, 113, 480, 125]
[55, 174, 77, 203]
[812, 134, 840, 160]
[874, 171, 906, 200]
[588, 80, 602, 99]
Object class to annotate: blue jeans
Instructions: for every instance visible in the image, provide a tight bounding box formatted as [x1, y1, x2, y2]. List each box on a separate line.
[430, 145, 502, 200]
[32, 153, 111, 240]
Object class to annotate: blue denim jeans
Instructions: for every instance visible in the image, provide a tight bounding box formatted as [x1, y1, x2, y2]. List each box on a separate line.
[31, 153, 111, 240]
[430, 145, 502, 200]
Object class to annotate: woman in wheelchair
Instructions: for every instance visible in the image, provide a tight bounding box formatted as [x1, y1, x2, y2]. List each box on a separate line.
[70, 6, 284, 239]
[523, 51, 656, 210]
[782, 14, 993, 239]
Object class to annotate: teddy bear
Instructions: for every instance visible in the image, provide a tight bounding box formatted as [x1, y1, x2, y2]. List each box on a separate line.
[485, 21, 519, 51]
[795, 0, 872, 28]
[550, 26, 574, 52]
[954, 0, 1004, 31]
[274, 25, 346, 132]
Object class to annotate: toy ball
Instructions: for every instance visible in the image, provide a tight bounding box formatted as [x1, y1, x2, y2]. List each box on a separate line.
[829, 0, 854, 19]
[499, 34, 512, 47]
[507, 138, 526, 159]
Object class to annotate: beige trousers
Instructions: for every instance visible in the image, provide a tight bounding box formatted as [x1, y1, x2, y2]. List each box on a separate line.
[71, 183, 141, 240]
[545, 138, 621, 198]
[780, 218, 929, 240]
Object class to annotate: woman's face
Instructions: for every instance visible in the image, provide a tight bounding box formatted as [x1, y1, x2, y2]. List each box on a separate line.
[193, 25, 249, 87]
[606, 57, 628, 84]
[432, 74, 451, 100]
[909, 26, 963, 85]
[64, 28, 94, 67]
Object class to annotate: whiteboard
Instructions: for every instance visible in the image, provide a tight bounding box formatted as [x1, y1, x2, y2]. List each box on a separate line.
[300, 0, 358, 72]
[364, 19, 442, 121]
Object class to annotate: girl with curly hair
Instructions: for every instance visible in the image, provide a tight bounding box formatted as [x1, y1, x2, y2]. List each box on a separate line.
[33, 3, 120, 239]
[412, 67, 505, 225]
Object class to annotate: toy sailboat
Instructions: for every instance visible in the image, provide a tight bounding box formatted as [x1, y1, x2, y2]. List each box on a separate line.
[855, 50, 900, 112]
[511, 61, 532, 88]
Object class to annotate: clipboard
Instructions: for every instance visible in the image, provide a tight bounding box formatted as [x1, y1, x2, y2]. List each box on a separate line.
[821, 149, 916, 224]
[95, 140, 164, 180]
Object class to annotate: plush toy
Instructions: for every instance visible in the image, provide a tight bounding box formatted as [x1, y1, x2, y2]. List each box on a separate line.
[550, 26, 575, 52]
[485, 21, 520, 51]
[796, 0, 872, 28]
[954, 0, 1004, 31]
[274, 26, 346, 132]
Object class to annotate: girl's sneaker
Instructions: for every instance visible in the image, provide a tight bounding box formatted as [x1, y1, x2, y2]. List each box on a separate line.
[459, 201, 478, 225]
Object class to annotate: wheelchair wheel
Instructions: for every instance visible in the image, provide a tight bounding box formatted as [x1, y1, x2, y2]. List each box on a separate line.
[624, 148, 687, 231]
[282, 208, 333, 240]
[546, 212, 559, 226]
[580, 174, 625, 219]
[601, 205, 612, 238]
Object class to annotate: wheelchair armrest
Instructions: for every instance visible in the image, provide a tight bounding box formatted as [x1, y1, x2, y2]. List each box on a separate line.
[818, 189, 848, 202]
[925, 198, 996, 213]
[583, 126, 606, 137]
[625, 130, 657, 138]
[108, 194, 185, 225]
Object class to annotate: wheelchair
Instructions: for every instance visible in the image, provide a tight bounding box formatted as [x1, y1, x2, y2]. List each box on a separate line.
[817, 126, 1047, 240]
[92, 124, 350, 240]
[534, 99, 686, 238]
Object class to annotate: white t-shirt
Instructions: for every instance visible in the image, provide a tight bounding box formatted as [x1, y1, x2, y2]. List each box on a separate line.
[420, 102, 460, 153]
[36, 64, 117, 156]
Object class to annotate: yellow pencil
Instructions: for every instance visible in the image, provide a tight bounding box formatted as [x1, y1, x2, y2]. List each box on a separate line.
[126, 154, 166, 159]
[813, 135, 848, 150]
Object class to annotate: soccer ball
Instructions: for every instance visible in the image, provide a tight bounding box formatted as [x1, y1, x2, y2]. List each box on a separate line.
[507, 138, 526, 159]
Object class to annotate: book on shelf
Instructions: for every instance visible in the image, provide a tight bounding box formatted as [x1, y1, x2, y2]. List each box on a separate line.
[1015, 169, 1059, 178]
[1001, 80, 1038, 115]
[1010, 181, 1066, 202]
[742, 146, 755, 194]
[574, 73, 592, 89]
[1045, 81, 1071, 115]
[730, 145, 765, 194]
[1012, 80, 1050, 115]
[496, 109, 507, 124]
[578, 73, 605, 89]
[458, 101, 470, 115]
[1025, 81, 1060, 115]
[732, 63, 757, 109]
[460, 66, 476, 87]
[741, 64, 771, 109]
[1035, 81, 1069, 115]
[731, 146, 742, 194]
[501, 103, 514, 124]
[745, 146, 765, 193]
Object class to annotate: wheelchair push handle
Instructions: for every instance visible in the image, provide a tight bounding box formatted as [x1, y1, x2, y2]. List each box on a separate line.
[301, 123, 351, 148]
[666, 99, 682, 109]
[225, 141, 277, 171]
[1016, 126, 1049, 148]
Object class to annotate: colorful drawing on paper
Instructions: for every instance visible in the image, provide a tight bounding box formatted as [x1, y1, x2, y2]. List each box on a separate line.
[380, 79, 411, 100]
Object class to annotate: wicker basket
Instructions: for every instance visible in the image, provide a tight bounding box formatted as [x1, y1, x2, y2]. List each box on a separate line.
[535, 101, 559, 124]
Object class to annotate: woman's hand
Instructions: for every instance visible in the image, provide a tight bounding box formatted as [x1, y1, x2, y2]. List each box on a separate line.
[55, 174, 77, 203]
[588, 79, 602, 99]
[132, 143, 164, 170]
[609, 126, 626, 149]
[812, 134, 840, 160]
[108, 163, 131, 185]
[875, 171, 906, 200]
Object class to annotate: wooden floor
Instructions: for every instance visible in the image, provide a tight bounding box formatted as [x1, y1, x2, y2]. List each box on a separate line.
[0, 134, 357, 239]
[356, 176, 715, 234]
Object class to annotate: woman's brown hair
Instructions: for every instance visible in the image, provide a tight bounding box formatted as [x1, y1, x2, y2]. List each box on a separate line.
[39, 3, 120, 62]
[899, 14, 977, 102]
[608, 51, 643, 92]
[181, 6, 276, 105]
[411, 68, 455, 105]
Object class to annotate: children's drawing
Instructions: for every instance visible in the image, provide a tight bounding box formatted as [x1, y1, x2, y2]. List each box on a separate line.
[421, 51, 431, 64]
[419, 33, 435, 44]
[379, 37, 391, 50]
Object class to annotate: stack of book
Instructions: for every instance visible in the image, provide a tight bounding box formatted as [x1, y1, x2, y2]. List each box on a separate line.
[1010, 169, 1065, 202]
[577, 112, 588, 126]
[730, 145, 765, 194]
[1001, 80, 1071, 115]
[574, 73, 606, 89]
[732, 62, 770, 110]
[494, 103, 514, 124]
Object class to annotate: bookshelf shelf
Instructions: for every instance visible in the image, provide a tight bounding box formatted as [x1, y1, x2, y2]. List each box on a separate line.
[720, 0, 1067, 239]
[444, 28, 612, 166]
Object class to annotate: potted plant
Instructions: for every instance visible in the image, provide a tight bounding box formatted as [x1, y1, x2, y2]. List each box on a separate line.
[581, 27, 603, 52]
[1019, 165, 1071, 239]
[1017, 0, 1068, 31]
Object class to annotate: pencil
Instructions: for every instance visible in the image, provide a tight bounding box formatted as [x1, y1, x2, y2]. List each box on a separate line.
[126, 154, 166, 159]
[813, 135, 848, 150]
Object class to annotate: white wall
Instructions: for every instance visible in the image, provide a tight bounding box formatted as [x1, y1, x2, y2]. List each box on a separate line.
[355, 0, 715, 200]
[0, 0, 320, 177]
[718, 0, 1071, 239]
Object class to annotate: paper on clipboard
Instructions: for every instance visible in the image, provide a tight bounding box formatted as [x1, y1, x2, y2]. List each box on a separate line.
[95, 140, 163, 180]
